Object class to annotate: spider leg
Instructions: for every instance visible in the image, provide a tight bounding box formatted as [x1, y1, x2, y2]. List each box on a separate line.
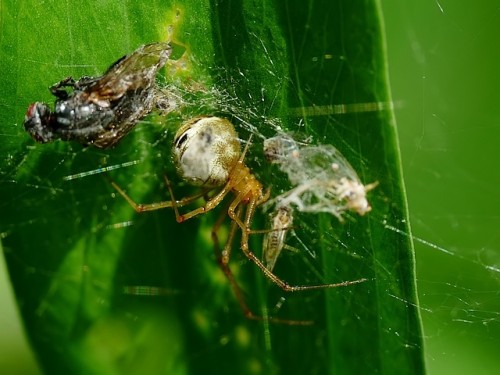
[110, 178, 208, 213]
[212, 202, 238, 265]
[227, 194, 246, 230]
[211, 205, 263, 321]
[249, 226, 295, 235]
[239, 197, 367, 292]
[213, 205, 240, 272]
[171, 181, 234, 223]
[213, 205, 312, 325]
[257, 186, 271, 205]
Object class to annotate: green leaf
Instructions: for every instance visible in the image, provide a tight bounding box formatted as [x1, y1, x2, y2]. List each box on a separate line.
[0, 1, 424, 374]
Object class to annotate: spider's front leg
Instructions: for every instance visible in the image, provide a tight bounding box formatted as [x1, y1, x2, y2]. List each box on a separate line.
[110, 175, 207, 213]
[167, 179, 234, 223]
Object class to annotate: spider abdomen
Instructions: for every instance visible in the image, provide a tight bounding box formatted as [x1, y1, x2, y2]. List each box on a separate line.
[173, 116, 241, 187]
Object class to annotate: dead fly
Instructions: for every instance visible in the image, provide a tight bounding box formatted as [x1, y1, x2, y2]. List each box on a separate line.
[24, 42, 172, 148]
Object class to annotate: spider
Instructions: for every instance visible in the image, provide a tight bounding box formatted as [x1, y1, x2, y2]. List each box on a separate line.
[112, 116, 366, 324]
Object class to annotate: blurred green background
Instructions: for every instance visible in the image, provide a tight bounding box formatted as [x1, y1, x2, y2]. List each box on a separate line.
[1, 1, 499, 374]
[384, 1, 500, 374]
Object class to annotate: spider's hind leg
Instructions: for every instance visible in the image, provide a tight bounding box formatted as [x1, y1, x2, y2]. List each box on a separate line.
[238, 197, 367, 292]
[211, 204, 312, 326]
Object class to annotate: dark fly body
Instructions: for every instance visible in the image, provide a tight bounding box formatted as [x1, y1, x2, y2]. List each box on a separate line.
[24, 42, 172, 149]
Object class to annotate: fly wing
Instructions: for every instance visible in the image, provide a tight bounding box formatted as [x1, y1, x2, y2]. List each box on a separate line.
[85, 42, 172, 106]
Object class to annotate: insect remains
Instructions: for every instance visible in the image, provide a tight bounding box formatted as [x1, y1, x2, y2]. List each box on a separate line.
[262, 205, 294, 272]
[112, 117, 366, 325]
[259, 132, 377, 273]
[24, 42, 173, 148]
[260, 203, 319, 272]
[264, 132, 378, 221]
